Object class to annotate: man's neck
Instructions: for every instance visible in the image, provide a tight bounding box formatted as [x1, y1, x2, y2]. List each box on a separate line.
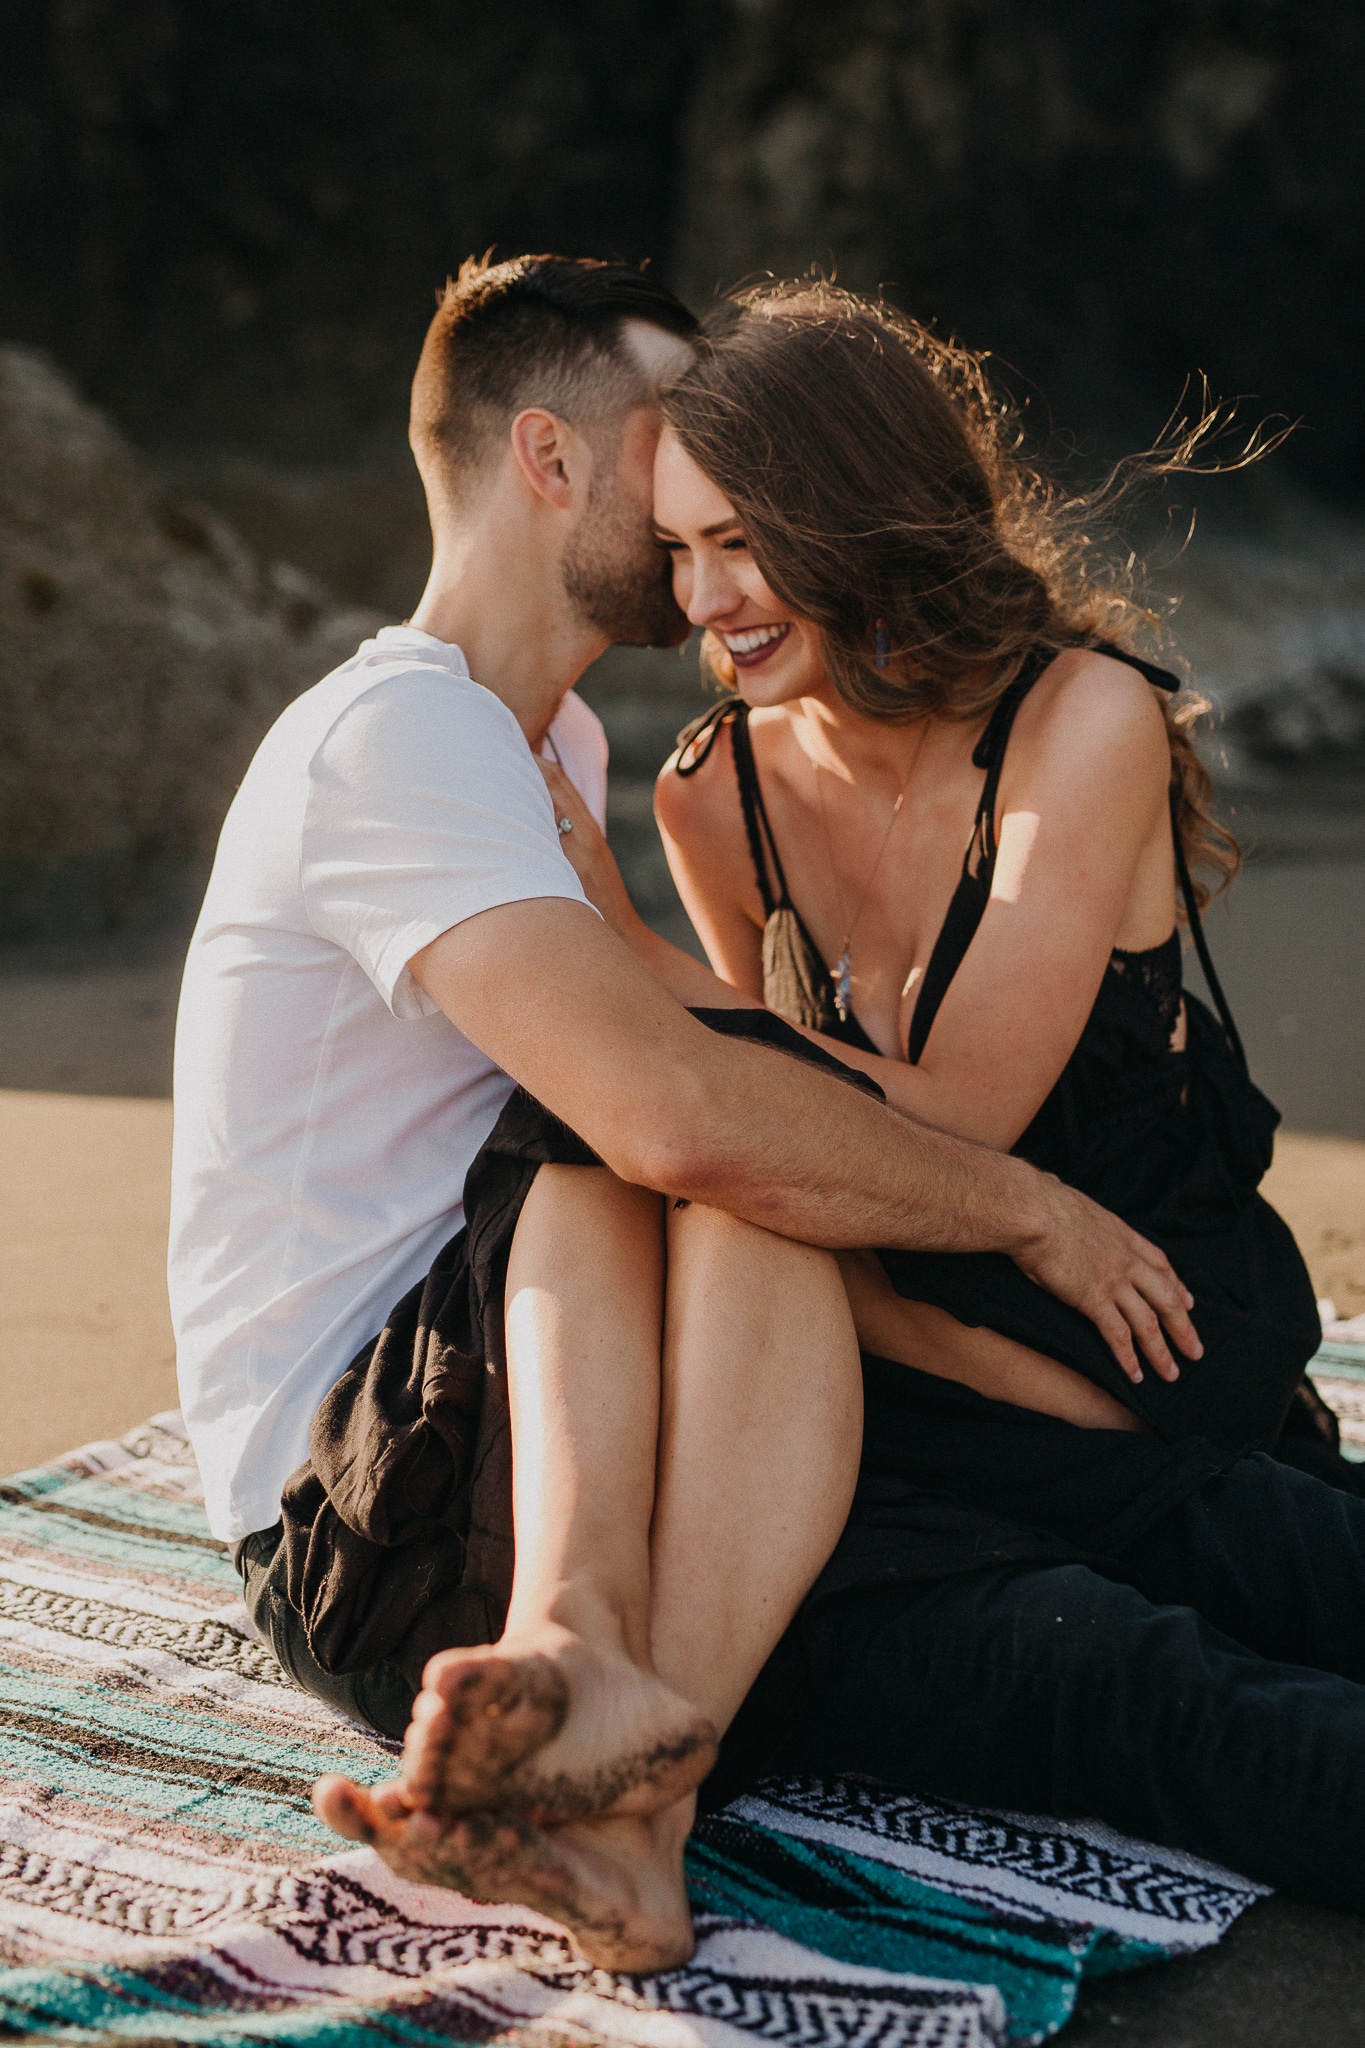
[408, 534, 607, 751]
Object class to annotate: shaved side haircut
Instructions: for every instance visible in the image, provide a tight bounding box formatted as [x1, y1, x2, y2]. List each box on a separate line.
[411, 254, 699, 509]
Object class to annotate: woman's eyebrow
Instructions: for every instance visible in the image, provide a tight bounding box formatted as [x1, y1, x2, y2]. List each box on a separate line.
[651, 517, 744, 540]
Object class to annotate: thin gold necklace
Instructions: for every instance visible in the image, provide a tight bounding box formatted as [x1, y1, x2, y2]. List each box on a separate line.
[811, 718, 931, 1024]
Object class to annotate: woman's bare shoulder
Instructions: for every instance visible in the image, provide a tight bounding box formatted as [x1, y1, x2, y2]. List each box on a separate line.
[1013, 646, 1170, 797]
[655, 713, 743, 849]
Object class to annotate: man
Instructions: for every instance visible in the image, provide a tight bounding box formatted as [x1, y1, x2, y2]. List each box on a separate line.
[170, 255, 1198, 1971]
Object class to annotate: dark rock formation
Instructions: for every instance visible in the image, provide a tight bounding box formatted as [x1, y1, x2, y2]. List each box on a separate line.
[0, 2, 698, 464]
[0, 348, 377, 938]
[2, 1, 1361, 524]
[676, 1, 1365, 493]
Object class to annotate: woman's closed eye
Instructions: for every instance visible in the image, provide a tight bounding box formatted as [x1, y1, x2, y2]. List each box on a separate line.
[652, 525, 751, 555]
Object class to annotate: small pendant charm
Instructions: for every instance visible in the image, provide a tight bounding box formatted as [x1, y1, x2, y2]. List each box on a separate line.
[834, 950, 852, 1023]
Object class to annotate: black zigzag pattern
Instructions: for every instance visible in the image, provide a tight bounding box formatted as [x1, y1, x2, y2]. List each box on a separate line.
[0, 1580, 289, 1686]
[759, 1779, 1250, 1929]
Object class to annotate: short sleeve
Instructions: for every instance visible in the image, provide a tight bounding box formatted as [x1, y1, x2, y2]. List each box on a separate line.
[302, 669, 591, 1018]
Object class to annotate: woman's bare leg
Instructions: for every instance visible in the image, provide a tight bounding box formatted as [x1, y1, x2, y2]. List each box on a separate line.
[316, 1167, 862, 1969]
[649, 1200, 863, 1730]
[393, 1165, 717, 1823]
[839, 1249, 1147, 1432]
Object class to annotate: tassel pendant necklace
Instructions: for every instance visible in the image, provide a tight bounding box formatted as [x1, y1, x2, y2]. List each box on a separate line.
[833, 946, 854, 1025]
[812, 717, 931, 1025]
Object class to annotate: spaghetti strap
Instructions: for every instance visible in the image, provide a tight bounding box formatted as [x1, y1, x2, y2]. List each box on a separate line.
[1170, 792, 1247, 1069]
[1090, 641, 1249, 1070]
[675, 696, 792, 920]
[729, 705, 795, 916]
[906, 648, 1050, 1061]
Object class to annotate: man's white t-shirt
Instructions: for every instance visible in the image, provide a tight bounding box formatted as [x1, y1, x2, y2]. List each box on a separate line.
[169, 625, 608, 1542]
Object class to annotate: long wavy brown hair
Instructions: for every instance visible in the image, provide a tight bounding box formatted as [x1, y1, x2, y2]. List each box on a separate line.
[660, 281, 1276, 909]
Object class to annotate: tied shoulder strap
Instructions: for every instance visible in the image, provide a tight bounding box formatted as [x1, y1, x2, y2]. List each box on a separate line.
[1170, 791, 1247, 1070]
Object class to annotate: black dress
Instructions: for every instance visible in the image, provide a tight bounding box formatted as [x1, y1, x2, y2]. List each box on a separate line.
[674, 641, 1345, 1510]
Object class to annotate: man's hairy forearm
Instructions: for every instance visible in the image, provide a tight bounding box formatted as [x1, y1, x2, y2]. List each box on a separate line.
[415, 898, 1047, 1262]
[595, 916, 1042, 1256]
[653, 1029, 1050, 1262]
[416, 897, 1195, 1396]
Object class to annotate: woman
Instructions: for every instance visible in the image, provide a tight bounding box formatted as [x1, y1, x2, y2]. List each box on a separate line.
[304, 282, 1365, 1926]
[552, 279, 1341, 1492]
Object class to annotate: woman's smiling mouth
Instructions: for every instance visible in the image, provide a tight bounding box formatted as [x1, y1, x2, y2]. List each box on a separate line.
[721, 622, 792, 668]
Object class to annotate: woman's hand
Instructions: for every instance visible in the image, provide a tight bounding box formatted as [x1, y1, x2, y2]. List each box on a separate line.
[838, 1250, 1149, 1428]
[539, 757, 762, 1014]
[537, 758, 640, 939]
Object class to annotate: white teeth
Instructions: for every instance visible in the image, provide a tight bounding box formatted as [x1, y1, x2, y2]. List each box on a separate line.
[722, 623, 790, 654]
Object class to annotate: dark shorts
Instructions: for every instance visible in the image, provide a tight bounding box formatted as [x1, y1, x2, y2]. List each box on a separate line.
[234, 1523, 415, 1740]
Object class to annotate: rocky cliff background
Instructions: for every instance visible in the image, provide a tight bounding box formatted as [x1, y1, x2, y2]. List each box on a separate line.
[2, 0, 1363, 937]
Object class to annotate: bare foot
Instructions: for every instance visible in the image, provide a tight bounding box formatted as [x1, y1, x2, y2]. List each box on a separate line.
[313, 1774, 696, 1973]
[396, 1627, 717, 1823]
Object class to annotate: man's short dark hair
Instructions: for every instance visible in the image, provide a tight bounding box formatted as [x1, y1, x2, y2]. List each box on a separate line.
[411, 253, 699, 500]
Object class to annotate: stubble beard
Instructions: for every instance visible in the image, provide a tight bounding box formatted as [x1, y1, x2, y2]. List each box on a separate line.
[561, 476, 689, 649]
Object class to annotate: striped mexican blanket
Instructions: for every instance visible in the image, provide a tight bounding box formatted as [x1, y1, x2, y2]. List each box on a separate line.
[0, 1413, 1266, 2047]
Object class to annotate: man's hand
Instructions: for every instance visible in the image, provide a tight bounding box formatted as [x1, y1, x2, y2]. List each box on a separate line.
[1011, 1173, 1202, 1384]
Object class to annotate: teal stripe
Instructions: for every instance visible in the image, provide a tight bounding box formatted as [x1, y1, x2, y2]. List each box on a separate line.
[16, 1474, 228, 1542]
[0, 1468, 78, 1500]
[0, 1664, 377, 1773]
[687, 1824, 1129, 2045]
[0, 1498, 236, 1588]
[1081, 1927, 1170, 1978]
[1310, 1343, 1365, 1378]
[0, 1964, 475, 2045]
[0, 1668, 389, 1847]
[0, 1721, 329, 1849]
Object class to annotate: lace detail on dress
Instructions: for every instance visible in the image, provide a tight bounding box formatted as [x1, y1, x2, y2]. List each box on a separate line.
[1108, 932, 1184, 1041]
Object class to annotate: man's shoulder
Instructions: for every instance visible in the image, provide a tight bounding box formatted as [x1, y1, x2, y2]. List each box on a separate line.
[255, 628, 518, 781]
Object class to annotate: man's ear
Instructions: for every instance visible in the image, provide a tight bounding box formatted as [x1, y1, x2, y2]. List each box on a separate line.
[509, 407, 587, 511]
